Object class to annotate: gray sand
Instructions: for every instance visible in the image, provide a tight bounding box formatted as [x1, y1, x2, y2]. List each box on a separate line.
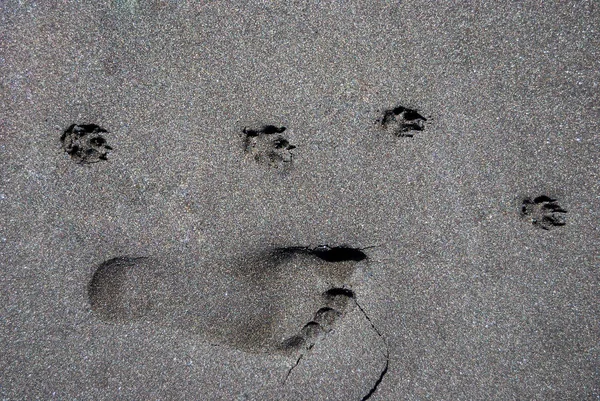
[1, 1, 598, 400]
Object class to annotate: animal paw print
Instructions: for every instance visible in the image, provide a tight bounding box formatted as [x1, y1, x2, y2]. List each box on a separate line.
[61, 124, 113, 164]
[377, 105, 428, 138]
[521, 195, 567, 230]
[242, 125, 296, 168]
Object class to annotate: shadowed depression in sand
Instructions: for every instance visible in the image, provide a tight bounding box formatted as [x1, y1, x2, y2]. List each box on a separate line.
[88, 246, 368, 356]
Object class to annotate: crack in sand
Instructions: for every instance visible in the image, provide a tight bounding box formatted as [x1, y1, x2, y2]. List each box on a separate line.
[360, 358, 389, 401]
[355, 298, 389, 401]
[281, 295, 390, 400]
[284, 354, 304, 384]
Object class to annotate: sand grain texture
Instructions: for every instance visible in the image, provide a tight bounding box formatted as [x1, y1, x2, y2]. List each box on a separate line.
[1, 1, 598, 400]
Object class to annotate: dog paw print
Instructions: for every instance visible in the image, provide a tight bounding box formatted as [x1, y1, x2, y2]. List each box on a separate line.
[377, 105, 428, 138]
[242, 125, 296, 168]
[61, 124, 113, 164]
[521, 195, 567, 230]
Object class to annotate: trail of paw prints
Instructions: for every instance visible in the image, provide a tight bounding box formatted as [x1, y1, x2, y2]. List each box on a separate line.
[241, 125, 296, 169]
[61, 124, 113, 164]
[521, 195, 567, 230]
[376, 105, 428, 138]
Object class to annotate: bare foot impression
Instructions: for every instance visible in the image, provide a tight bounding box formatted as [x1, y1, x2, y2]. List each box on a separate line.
[88, 245, 388, 398]
[89, 246, 366, 354]
[521, 195, 567, 230]
[61, 124, 113, 164]
[377, 105, 428, 138]
[241, 125, 296, 169]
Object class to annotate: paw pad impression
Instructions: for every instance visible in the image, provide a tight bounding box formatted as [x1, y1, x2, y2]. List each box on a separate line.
[521, 195, 567, 230]
[242, 125, 296, 168]
[61, 124, 113, 164]
[377, 105, 428, 137]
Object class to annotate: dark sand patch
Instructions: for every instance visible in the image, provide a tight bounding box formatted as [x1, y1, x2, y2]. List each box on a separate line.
[521, 195, 567, 230]
[61, 124, 113, 164]
[242, 125, 296, 169]
[377, 105, 428, 138]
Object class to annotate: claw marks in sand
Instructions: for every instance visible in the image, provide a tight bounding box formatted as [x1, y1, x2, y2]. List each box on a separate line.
[61, 124, 113, 164]
[242, 125, 296, 168]
[377, 105, 428, 138]
[521, 195, 567, 230]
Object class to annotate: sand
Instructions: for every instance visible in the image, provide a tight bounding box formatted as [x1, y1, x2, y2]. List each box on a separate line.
[1, 1, 598, 400]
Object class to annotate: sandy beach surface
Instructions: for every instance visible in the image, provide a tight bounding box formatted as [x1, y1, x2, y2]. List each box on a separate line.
[1, 1, 598, 400]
